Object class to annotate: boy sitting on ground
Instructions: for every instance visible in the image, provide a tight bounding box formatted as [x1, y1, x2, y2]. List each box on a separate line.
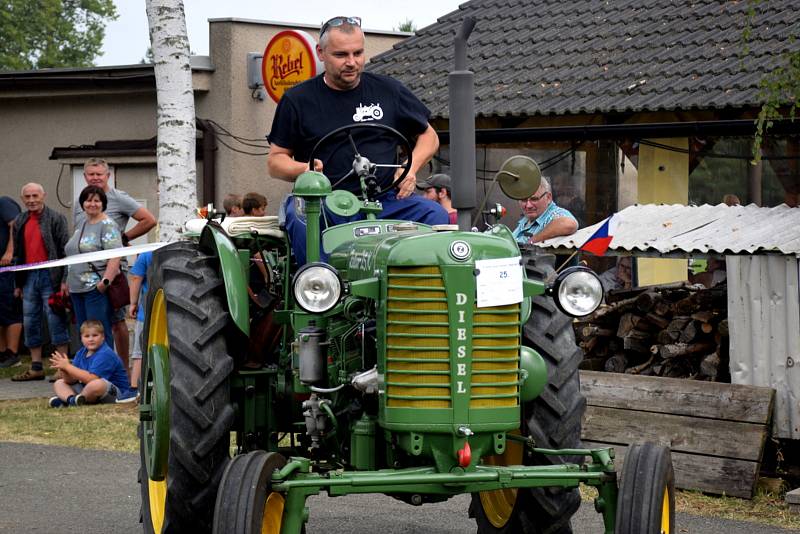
[48, 320, 134, 407]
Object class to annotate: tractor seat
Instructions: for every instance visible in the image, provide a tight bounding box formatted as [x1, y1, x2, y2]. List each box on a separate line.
[185, 216, 286, 239]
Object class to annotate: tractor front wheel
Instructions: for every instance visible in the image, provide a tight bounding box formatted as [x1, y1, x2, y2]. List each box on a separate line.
[213, 451, 288, 534]
[139, 242, 236, 533]
[615, 443, 675, 534]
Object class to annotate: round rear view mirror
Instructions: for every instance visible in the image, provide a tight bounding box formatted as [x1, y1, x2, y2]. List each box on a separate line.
[497, 155, 542, 200]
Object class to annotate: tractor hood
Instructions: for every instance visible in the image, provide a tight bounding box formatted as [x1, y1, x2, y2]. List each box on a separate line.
[328, 224, 521, 283]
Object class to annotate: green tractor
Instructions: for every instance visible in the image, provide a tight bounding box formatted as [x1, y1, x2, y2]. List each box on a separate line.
[138, 18, 675, 534]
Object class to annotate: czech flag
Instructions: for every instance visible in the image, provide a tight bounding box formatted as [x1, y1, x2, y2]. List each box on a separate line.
[580, 215, 618, 256]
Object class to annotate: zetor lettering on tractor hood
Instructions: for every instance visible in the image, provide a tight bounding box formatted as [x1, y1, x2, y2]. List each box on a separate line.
[137, 17, 676, 534]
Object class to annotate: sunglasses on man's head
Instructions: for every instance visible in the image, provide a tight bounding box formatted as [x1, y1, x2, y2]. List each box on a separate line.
[320, 16, 362, 38]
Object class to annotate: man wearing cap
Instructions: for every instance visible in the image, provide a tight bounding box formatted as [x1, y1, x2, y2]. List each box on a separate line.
[512, 176, 578, 245]
[417, 174, 457, 225]
[267, 16, 447, 264]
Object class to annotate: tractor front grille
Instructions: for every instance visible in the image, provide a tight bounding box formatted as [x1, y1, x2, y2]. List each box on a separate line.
[385, 266, 520, 410]
[470, 305, 521, 408]
[386, 266, 450, 408]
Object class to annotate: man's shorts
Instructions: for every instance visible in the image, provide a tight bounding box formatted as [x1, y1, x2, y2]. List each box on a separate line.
[111, 305, 128, 324]
[69, 379, 124, 404]
[0, 272, 22, 326]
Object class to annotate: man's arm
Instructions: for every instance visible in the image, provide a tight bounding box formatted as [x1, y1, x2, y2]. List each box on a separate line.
[1, 220, 13, 265]
[396, 124, 439, 199]
[124, 207, 156, 243]
[50, 350, 98, 384]
[530, 217, 579, 243]
[128, 274, 143, 319]
[53, 212, 70, 289]
[267, 144, 323, 182]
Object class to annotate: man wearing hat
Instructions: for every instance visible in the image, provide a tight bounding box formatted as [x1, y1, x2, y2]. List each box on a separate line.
[417, 174, 457, 225]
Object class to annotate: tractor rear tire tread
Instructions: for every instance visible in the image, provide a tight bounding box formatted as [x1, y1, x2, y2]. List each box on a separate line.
[140, 241, 235, 534]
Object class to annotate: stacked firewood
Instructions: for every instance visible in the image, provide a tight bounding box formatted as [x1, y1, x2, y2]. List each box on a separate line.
[575, 282, 730, 381]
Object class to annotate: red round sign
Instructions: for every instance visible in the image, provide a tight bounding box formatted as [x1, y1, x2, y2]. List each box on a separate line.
[262, 30, 320, 103]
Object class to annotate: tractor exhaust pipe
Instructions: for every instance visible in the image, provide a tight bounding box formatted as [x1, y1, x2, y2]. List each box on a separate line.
[449, 17, 477, 231]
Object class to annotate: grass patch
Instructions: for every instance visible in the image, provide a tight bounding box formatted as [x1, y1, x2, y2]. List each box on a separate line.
[581, 484, 800, 530]
[0, 398, 139, 453]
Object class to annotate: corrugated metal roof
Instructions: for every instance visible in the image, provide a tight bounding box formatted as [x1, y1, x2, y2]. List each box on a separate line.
[367, 0, 800, 119]
[536, 204, 800, 256]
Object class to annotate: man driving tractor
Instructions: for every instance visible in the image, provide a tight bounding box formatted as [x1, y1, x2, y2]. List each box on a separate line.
[266, 15, 448, 264]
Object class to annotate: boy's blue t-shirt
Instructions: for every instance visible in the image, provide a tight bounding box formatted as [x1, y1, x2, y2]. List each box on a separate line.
[130, 251, 153, 322]
[72, 344, 131, 395]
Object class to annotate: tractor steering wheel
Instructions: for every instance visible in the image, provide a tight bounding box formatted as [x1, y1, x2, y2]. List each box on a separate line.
[308, 123, 413, 199]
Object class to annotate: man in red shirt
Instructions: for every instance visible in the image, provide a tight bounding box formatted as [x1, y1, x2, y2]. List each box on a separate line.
[11, 183, 70, 381]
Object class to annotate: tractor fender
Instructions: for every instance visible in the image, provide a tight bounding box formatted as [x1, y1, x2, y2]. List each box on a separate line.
[199, 221, 249, 335]
[519, 345, 547, 402]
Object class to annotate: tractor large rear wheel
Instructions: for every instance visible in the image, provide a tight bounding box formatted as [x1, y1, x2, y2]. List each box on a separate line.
[470, 250, 585, 534]
[139, 242, 236, 533]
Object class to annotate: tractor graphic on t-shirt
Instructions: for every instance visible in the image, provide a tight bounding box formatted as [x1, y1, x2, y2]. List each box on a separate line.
[352, 102, 384, 122]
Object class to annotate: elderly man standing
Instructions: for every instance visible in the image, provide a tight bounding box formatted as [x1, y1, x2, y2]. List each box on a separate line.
[11, 183, 70, 381]
[512, 176, 578, 244]
[74, 158, 157, 374]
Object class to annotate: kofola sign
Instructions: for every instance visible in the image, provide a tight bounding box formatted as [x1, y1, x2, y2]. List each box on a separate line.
[262, 30, 321, 103]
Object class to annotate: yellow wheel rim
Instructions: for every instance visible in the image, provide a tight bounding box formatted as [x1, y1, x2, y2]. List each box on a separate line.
[148, 478, 167, 533]
[149, 289, 169, 347]
[478, 434, 524, 528]
[660, 485, 671, 534]
[146, 289, 169, 533]
[262, 492, 285, 534]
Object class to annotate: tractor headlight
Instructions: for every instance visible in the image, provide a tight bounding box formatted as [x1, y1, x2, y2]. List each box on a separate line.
[549, 266, 603, 317]
[293, 263, 343, 313]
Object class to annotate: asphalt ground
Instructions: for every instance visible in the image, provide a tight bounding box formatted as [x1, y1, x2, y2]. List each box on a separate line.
[0, 376, 53, 401]
[0, 441, 797, 533]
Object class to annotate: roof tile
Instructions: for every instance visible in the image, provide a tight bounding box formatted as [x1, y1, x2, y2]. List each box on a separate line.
[368, 0, 800, 118]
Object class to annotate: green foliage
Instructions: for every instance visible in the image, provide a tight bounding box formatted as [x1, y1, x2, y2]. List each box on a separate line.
[395, 19, 416, 32]
[746, 0, 800, 162]
[754, 48, 800, 161]
[140, 46, 154, 64]
[0, 0, 118, 70]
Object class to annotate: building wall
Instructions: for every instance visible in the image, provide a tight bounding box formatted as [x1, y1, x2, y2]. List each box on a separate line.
[636, 138, 690, 285]
[0, 91, 156, 226]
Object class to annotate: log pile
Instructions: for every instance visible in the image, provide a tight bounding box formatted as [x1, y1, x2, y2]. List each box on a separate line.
[575, 282, 730, 381]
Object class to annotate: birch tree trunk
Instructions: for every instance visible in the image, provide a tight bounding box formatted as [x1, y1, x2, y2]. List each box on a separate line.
[146, 0, 197, 242]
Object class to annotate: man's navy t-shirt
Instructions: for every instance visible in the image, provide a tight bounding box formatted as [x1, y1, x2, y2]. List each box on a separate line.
[268, 72, 431, 193]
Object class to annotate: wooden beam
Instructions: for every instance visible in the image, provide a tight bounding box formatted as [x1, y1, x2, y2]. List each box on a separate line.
[580, 370, 774, 424]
